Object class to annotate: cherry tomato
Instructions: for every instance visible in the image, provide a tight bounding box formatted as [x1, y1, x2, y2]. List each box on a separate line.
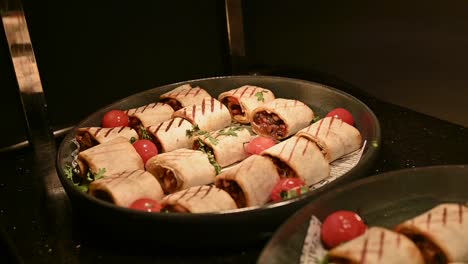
[133, 139, 158, 164]
[271, 178, 308, 202]
[321, 210, 367, 249]
[129, 198, 161, 213]
[102, 110, 129, 128]
[245, 136, 277, 155]
[326, 108, 355, 126]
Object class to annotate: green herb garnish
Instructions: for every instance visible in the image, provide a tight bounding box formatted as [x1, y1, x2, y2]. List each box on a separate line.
[217, 125, 243, 137]
[280, 186, 309, 200]
[186, 124, 219, 145]
[64, 165, 74, 180]
[63, 165, 106, 193]
[140, 126, 152, 140]
[311, 115, 321, 124]
[196, 139, 222, 174]
[130, 137, 137, 143]
[319, 255, 329, 264]
[254, 90, 268, 102]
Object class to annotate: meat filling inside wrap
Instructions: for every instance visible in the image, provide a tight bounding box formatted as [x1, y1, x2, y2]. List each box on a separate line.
[162, 204, 190, 213]
[76, 132, 99, 150]
[398, 229, 447, 264]
[253, 111, 287, 138]
[266, 156, 296, 178]
[158, 168, 179, 194]
[161, 98, 183, 111]
[221, 97, 244, 116]
[327, 257, 352, 264]
[216, 180, 246, 208]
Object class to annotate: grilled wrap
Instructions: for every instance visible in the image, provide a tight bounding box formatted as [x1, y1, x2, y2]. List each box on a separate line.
[160, 84, 211, 111]
[215, 155, 280, 208]
[146, 117, 194, 153]
[218, 85, 275, 124]
[161, 185, 237, 213]
[172, 97, 231, 132]
[75, 126, 138, 151]
[89, 169, 164, 207]
[328, 227, 425, 264]
[250, 98, 314, 140]
[261, 136, 330, 186]
[145, 149, 216, 194]
[395, 203, 468, 263]
[77, 137, 144, 178]
[297, 116, 362, 162]
[193, 125, 253, 168]
[125, 102, 174, 137]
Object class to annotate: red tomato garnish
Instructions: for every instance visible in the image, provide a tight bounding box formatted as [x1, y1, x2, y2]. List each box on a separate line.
[245, 136, 277, 155]
[326, 108, 355, 126]
[271, 178, 307, 202]
[129, 198, 161, 213]
[102, 110, 129, 128]
[321, 210, 367, 249]
[132, 139, 158, 164]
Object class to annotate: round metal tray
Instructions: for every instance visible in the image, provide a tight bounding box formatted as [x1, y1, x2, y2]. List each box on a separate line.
[55, 75, 380, 248]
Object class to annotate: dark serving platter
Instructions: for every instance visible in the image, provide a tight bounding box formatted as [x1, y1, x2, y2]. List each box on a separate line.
[257, 165, 468, 263]
[55, 75, 380, 248]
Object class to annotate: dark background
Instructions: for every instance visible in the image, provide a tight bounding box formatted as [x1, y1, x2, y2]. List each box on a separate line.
[2, 0, 468, 149]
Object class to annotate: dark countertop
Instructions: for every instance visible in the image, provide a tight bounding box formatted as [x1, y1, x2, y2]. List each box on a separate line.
[1, 78, 467, 264]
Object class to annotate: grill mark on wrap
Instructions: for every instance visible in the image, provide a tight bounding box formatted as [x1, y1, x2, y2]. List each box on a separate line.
[287, 137, 301, 162]
[359, 237, 369, 263]
[140, 104, 150, 113]
[302, 138, 311, 155]
[378, 230, 385, 260]
[315, 118, 325, 137]
[201, 98, 206, 115]
[443, 207, 447, 226]
[174, 188, 191, 202]
[93, 128, 103, 137]
[105, 127, 116, 137]
[326, 116, 336, 137]
[117, 126, 126, 133]
[184, 87, 192, 97]
[194, 87, 202, 96]
[240, 86, 249, 97]
[192, 104, 197, 120]
[249, 87, 258, 97]
[165, 118, 176, 132]
[210, 98, 215, 112]
[187, 185, 204, 201]
[177, 117, 185, 127]
[151, 122, 165, 134]
[201, 185, 213, 199]
[426, 212, 432, 229]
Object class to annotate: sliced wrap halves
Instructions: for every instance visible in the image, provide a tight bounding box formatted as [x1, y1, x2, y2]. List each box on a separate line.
[328, 227, 425, 264]
[215, 155, 280, 208]
[218, 85, 275, 124]
[89, 169, 164, 207]
[145, 148, 216, 194]
[297, 116, 362, 162]
[395, 203, 468, 263]
[161, 185, 237, 213]
[261, 136, 330, 186]
[160, 84, 211, 111]
[250, 98, 314, 140]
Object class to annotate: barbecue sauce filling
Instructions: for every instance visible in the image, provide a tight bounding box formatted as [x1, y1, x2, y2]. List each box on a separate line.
[401, 231, 447, 264]
[253, 111, 287, 138]
[75, 132, 99, 151]
[216, 180, 246, 208]
[266, 156, 296, 178]
[157, 168, 179, 194]
[221, 97, 244, 117]
[161, 98, 183, 111]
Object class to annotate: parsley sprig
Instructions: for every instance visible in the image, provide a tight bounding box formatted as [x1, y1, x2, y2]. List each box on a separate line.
[195, 139, 222, 174]
[140, 125, 153, 140]
[64, 165, 106, 193]
[254, 90, 268, 102]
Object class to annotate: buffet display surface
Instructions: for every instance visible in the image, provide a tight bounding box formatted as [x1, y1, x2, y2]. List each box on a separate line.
[1, 74, 467, 264]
